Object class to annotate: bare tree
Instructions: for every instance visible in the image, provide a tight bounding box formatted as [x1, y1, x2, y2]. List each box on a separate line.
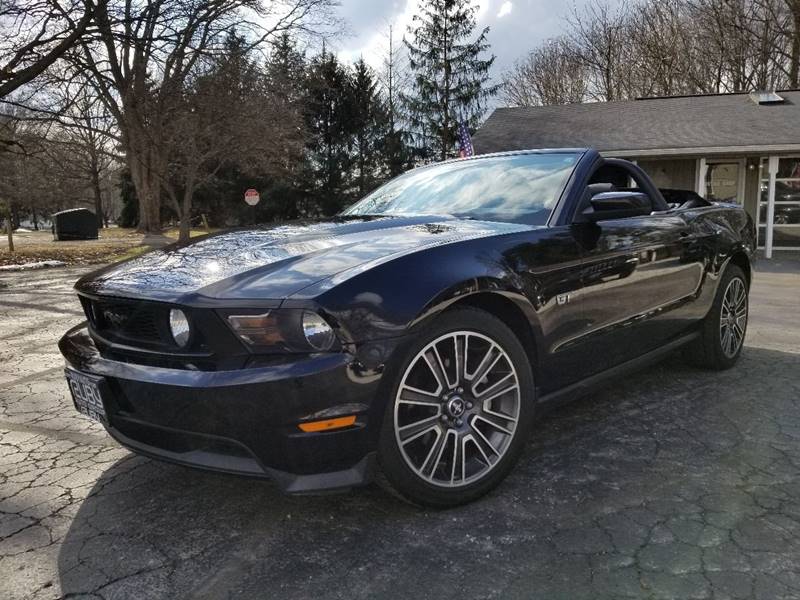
[0, 109, 94, 231]
[567, 1, 634, 102]
[506, 0, 796, 109]
[627, 0, 698, 97]
[502, 37, 588, 106]
[3, 71, 122, 226]
[53, 86, 118, 227]
[784, 0, 800, 86]
[691, 0, 785, 91]
[0, 0, 98, 99]
[746, 0, 799, 87]
[70, 0, 336, 235]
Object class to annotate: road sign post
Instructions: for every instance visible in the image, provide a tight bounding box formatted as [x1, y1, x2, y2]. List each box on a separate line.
[244, 189, 260, 226]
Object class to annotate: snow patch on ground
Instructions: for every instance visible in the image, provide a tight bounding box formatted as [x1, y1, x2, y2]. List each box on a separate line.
[0, 260, 66, 271]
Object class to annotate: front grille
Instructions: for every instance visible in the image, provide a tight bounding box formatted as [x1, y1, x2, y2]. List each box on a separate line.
[81, 296, 171, 347]
[78, 294, 248, 370]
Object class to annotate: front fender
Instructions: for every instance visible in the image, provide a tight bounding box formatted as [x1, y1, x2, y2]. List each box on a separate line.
[290, 233, 543, 344]
[410, 278, 544, 346]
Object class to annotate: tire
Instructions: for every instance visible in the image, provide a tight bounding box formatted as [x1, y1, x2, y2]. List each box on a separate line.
[685, 263, 749, 370]
[377, 307, 535, 508]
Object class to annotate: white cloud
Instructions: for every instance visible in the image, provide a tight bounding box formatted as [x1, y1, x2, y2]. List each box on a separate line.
[475, 0, 490, 21]
[496, 1, 512, 19]
[335, 0, 418, 71]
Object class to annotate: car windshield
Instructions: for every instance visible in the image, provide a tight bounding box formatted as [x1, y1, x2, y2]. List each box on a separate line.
[342, 152, 580, 225]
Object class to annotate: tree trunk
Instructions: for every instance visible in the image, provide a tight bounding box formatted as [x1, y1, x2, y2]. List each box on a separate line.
[174, 169, 197, 244]
[130, 164, 161, 233]
[31, 206, 38, 231]
[125, 122, 163, 233]
[5, 206, 14, 252]
[179, 187, 192, 243]
[90, 154, 104, 229]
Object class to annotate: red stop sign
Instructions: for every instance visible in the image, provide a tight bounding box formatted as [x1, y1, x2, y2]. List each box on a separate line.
[244, 188, 260, 206]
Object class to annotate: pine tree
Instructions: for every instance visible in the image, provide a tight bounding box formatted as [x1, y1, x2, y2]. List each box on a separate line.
[348, 58, 387, 197]
[404, 0, 499, 161]
[304, 49, 353, 215]
[264, 33, 309, 219]
[266, 33, 307, 106]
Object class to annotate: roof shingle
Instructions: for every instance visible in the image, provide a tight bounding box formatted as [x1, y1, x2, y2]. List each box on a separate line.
[473, 91, 800, 155]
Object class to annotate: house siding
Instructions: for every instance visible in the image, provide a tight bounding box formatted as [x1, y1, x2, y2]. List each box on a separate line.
[636, 159, 697, 191]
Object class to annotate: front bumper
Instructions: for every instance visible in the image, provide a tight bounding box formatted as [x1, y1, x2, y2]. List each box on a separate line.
[59, 323, 399, 493]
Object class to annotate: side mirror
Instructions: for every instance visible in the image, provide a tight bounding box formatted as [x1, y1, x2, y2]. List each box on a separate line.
[582, 191, 652, 222]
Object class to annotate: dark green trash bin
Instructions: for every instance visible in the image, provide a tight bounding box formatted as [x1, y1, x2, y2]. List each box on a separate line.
[52, 208, 98, 241]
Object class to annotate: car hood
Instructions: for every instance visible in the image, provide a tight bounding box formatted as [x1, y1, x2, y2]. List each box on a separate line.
[76, 216, 533, 303]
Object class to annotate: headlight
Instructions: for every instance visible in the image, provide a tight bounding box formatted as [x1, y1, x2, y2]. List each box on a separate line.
[169, 308, 191, 347]
[225, 310, 338, 352]
[301, 311, 335, 351]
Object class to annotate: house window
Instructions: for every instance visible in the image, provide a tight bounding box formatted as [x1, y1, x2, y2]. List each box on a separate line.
[705, 162, 741, 203]
[759, 158, 800, 249]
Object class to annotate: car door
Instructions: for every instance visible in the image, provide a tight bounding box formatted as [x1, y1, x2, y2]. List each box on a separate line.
[571, 162, 706, 375]
[500, 225, 589, 394]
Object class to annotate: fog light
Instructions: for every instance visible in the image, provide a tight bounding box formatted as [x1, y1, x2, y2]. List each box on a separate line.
[169, 309, 191, 347]
[302, 311, 334, 351]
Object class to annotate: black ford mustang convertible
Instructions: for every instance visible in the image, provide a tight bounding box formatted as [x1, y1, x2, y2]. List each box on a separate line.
[60, 149, 755, 506]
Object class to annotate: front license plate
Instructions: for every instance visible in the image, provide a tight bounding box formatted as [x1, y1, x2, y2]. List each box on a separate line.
[65, 369, 107, 424]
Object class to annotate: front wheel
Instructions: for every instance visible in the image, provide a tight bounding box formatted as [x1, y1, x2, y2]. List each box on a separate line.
[686, 263, 749, 370]
[377, 307, 535, 507]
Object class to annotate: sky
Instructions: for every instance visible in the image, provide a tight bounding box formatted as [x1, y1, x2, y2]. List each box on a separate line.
[331, 0, 616, 96]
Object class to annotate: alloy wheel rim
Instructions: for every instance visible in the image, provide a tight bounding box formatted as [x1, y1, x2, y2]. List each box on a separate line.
[393, 331, 521, 488]
[720, 277, 747, 358]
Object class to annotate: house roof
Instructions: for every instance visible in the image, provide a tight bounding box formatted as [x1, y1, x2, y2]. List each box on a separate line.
[472, 90, 800, 157]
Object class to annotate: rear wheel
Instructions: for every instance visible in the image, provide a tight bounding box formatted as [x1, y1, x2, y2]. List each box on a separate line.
[686, 264, 749, 370]
[377, 308, 534, 507]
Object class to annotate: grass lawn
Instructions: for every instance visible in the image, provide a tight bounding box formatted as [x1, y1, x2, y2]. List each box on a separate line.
[0, 227, 215, 266]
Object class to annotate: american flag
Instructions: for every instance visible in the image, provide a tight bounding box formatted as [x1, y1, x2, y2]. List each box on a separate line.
[457, 121, 474, 158]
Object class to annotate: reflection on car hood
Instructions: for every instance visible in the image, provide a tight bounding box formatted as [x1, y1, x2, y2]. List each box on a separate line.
[76, 216, 533, 302]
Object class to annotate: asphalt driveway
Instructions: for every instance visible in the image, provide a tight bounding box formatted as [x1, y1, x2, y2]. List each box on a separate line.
[1, 258, 799, 600]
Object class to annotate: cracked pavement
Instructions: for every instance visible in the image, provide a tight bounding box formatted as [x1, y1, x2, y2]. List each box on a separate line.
[1, 259, 799, 600]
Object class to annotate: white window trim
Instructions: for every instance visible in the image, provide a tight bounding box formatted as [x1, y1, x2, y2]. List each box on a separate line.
[757, 156, 800, 256]
[765, 156, 778, 259]
[695, 158, 707, 196]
